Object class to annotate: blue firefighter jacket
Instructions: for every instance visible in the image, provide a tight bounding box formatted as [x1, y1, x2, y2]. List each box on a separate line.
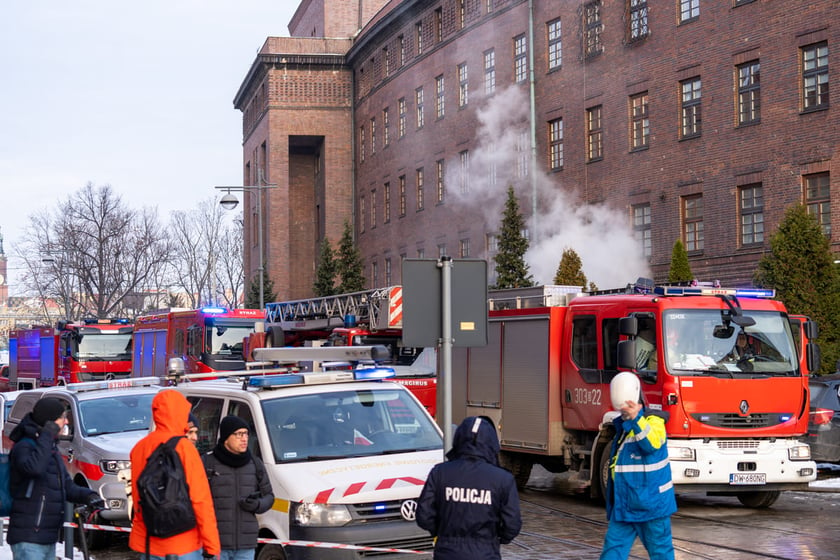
[417, 416, 522, 560]
[605, 409, 677, 523]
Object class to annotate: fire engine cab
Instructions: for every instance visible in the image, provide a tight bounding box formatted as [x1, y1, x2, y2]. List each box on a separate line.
[453, 281, 818, 508]
[263, 287, 438, 416]
[132, 307, 265, 377]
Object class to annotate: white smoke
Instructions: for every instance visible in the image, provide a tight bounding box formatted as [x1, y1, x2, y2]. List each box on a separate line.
[446, 86, 651, 289]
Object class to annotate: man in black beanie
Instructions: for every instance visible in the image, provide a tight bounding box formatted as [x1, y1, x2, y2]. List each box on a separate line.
[8, 397, 104, 559]
[202, 415, 274, 560]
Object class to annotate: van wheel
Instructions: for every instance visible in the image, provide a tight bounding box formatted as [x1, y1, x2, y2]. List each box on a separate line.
[256, 544, 287, 560]
[736, 490, 780, 508]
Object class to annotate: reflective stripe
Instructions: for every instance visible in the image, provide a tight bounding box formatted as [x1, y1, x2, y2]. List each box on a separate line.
[659, 480, 673, 493]
[614, 457, 671, 473]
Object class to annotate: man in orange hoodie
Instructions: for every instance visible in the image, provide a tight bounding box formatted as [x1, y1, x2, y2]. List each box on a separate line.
[130, 389, 221, 559]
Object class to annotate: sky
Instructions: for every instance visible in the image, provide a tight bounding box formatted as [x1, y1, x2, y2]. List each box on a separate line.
[0, 1, 300, 296]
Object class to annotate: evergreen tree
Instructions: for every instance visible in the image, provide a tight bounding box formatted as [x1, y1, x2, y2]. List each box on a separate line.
[755, 204, 840, 374]
[313, 236, 337, 296]
[244, 268, 276, 309]
[492, 185, 534, 289]
[553, 248, 588, 287]
[336, 220, 366, 293]
[668, 239, 693, 284]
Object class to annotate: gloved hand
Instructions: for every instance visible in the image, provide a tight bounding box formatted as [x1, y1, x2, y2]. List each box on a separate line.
[238, 492, 261, 513]
[86, 493, 106, 510]
[202, 550, 217, 560]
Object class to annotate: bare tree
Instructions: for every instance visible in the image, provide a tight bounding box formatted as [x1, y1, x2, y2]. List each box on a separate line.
[215, 216, 245, 308]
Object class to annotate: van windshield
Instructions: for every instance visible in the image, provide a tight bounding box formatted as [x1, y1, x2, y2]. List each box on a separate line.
[262, 388, 442, 463]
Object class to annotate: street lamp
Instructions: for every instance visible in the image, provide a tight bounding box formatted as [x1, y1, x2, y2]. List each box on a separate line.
[215, 171, 277, 309]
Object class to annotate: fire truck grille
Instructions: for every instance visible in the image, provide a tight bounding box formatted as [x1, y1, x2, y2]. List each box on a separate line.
[691, 413, 776, 428]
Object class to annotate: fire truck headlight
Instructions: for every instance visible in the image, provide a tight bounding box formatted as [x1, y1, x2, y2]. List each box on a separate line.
[788, 444, 812, 461]
[667, 446, 695, 461]
[292, 502, 352, 527]
[100, 460, 131, 474]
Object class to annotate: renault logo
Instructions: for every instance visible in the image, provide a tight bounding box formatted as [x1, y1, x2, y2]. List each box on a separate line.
[739, 400, 750, 415]
[400, 499, 418, 521]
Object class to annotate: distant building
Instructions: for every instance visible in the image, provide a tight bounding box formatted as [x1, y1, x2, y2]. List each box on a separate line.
[235, 0, 837, 299]
[0, 228, 8, 306]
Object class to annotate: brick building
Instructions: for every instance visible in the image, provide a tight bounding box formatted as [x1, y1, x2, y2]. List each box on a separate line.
[235, 0, 837, 299]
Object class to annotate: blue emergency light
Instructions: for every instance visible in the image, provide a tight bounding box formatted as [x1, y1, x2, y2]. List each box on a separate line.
[249, 374, 307, 388]
[653, 286, 775, 298]
[353, 366, 396, 380]
[201, 306, 228, 314]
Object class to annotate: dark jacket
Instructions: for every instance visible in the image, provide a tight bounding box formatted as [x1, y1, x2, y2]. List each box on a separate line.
[8, 414, 95, 545]
[202, 448, 273, 550]
[417, 416, 522, 560]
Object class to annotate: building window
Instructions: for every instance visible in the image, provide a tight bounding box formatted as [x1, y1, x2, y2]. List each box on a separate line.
[460, 150, 470, 193]
[487, 142, 497, 188]
[370, 188, 377, 229]
[805, 172, 831, 235]
[802, 42, 829, 111]
[486, 233, 498, 283]
[584, 1, 603, 58]
[398, 35, 405, 66]
[385, 258, 392, 286]
[586, 105, 603, 161]
[680, 77, 702, 138]
[458, 0, 465, 29]
[633, 204, 652, 258]
[436, 159, 445, 203]
[484, 49, 496, 95]
[514, 34, 527, 84]
[416, 87, 425, 128]
[459, 238, 471, 258]
[383, 46, 390, 77]
[683, 194, 704, 252]
[628, 0, 648, 41]
[517, 130, 529, 177]
[416, 167, 425, 211]
[417, 247, 425, 258]
[359, 125, 365, 162]
[370, 117, 376, 154]
[458, 63, 468, 107]
[434, 8, 442, 43]
[438, 244, 447, 258]
[384, 182, 391, 223]
[435, 75, 445, 119]
[399, 175, 407, 217]
[547, 19, 561, 70]
[630, 92, 649, 150]
[371, 261, 378, 288]
[679, 0, 699, 23]
[416, 22, 423, 55]
[360, 195, 366, 232]
[548, 118, 564, 170]
[739, 184, 763, 245]
[398, 98, 407, 138]
[383, 107, 390, 146]
[486, 0, 494, 13]
[737, 61, 760, 125]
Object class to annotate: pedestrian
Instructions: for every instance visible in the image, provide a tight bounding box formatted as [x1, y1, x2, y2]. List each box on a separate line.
[416, 416, 521, 560]
[130, 389, 221, 560]
[600, 372, 676, 560]
[187, 413, 199, 445]
[7, 397, 104, 560]
[202, 415, 274, 560]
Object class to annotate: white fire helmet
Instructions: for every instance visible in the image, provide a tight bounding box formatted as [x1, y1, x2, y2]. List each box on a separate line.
[610, 371, 641, 410]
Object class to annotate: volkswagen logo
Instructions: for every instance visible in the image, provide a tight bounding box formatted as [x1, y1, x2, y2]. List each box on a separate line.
[400, 499, 418, 521]
[739, 399, 750, 415]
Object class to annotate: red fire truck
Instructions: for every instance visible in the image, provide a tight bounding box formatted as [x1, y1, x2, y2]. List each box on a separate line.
[263, 286, 438, 416]
[452, 281, 819, 507]
[132, 307, 265, 378]
[9, 318, 133, 390]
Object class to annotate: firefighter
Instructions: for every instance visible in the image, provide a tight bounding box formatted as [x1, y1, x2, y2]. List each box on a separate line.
[416, 416, 521, 560]
[600, 372, 677, 560]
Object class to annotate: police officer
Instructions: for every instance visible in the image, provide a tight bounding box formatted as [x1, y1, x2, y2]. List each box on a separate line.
[417, 416, 521, 560]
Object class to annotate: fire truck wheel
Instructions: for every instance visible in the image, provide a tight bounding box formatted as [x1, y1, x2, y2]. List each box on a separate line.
[256, 544, 287, 560]
[500, 452, 532, 490]
[736, 490, 780, 508]
[597, 446, 611, 502]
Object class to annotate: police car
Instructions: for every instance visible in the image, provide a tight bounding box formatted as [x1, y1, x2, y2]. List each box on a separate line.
[3, 377, 162, 532]
[172, 346, 442, 560]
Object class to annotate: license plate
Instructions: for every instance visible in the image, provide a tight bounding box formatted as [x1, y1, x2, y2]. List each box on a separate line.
[730, 473, 766, 485]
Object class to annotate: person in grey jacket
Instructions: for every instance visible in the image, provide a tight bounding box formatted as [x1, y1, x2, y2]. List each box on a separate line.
[202, 415, 274, 560]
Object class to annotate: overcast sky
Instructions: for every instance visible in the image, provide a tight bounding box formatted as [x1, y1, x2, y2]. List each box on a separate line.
[0, 1, 299, 295]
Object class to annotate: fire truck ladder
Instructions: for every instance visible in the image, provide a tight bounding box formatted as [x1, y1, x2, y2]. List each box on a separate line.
[264, 286, 403, 331]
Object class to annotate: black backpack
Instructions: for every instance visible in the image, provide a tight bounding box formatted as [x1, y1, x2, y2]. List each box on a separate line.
[136, 436, 197, 539]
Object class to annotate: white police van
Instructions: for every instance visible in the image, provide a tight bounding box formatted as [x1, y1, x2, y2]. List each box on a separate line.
[3, 377, 162, 542]
[173, 346, 442, 560]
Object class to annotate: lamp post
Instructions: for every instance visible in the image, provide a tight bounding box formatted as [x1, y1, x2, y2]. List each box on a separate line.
[215, 171, 277, 309]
